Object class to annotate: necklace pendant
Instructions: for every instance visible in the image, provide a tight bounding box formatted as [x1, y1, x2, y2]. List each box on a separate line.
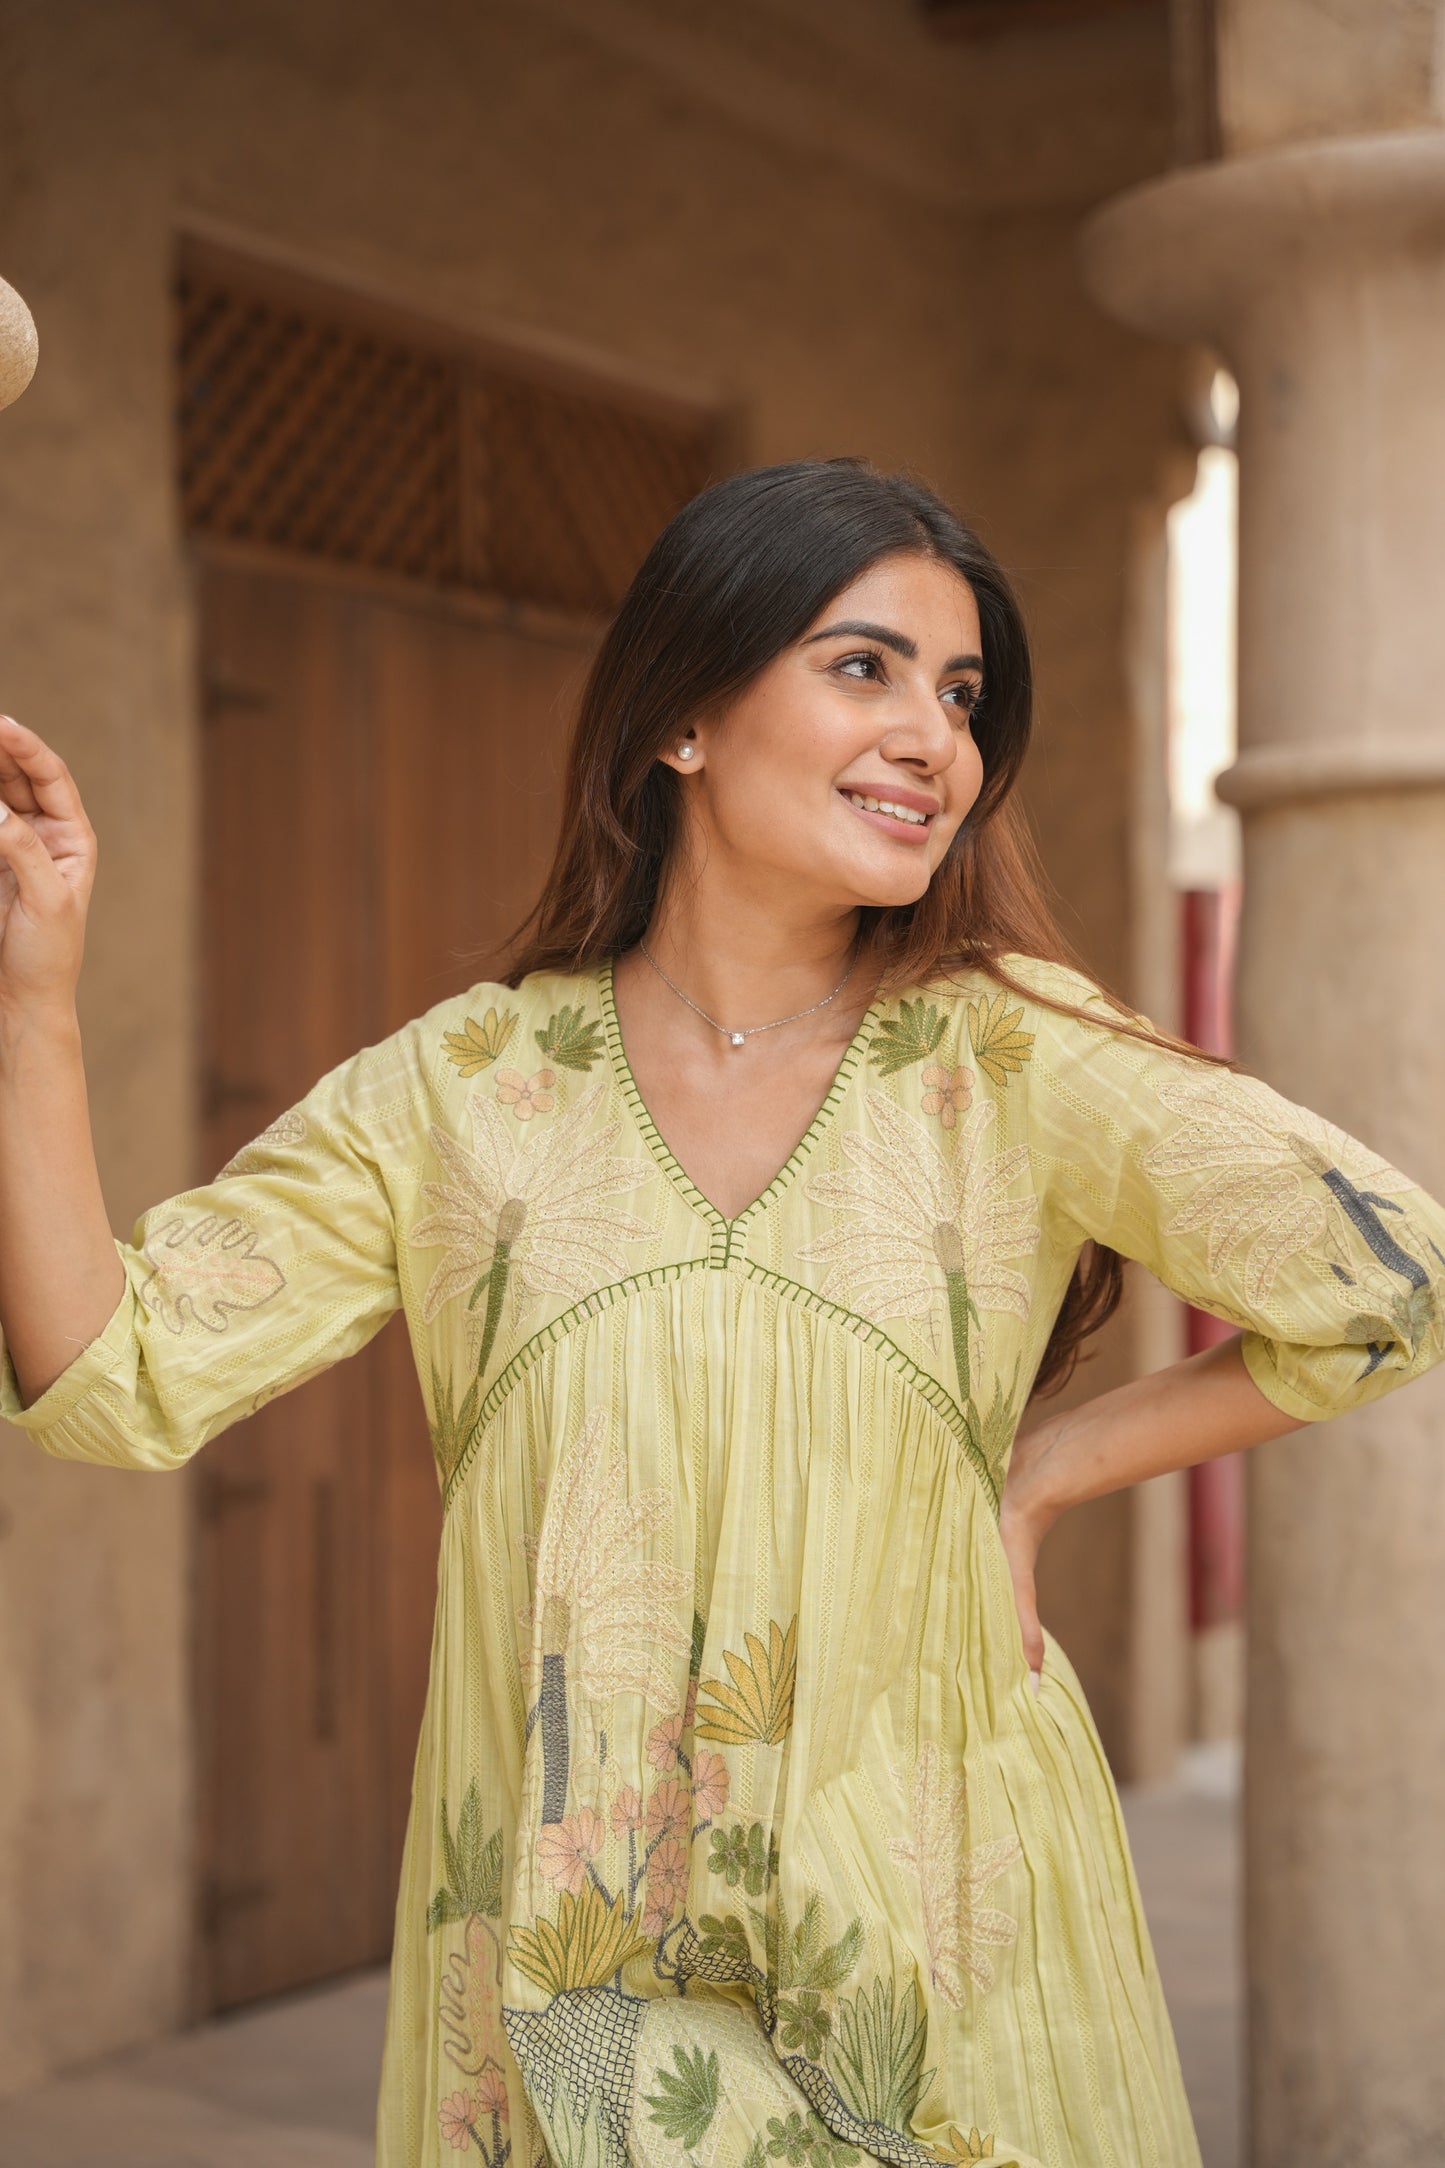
[729, 1031, 746, 1048]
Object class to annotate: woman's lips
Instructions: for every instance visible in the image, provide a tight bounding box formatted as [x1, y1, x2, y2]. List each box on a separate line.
[837, 787, 937, 844]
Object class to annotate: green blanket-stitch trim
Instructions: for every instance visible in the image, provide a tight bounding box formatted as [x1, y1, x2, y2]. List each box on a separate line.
[737, 1261, 1000, 1509]
[440, 1258, 1000, 1515]
[442, 1259, 711, 1507]
[596, 953, 887, 1264]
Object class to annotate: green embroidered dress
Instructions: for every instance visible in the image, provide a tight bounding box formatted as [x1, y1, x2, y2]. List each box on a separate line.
[9, 954, 1445, 2168]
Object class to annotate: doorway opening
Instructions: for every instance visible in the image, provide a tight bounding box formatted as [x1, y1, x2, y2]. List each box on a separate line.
[176, 243, 732, 2011]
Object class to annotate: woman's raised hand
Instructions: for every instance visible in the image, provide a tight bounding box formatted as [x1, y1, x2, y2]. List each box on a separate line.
[0, 713, 97, 1024]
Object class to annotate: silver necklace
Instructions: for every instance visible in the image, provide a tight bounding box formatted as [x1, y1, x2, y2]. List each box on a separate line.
[637, 941, 858, 1049]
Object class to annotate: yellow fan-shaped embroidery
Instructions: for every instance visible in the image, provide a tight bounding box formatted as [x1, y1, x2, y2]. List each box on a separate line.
[694, 1617, 798, 1747]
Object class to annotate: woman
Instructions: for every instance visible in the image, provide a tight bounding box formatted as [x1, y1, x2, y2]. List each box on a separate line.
[3, 458, 1443, 2168]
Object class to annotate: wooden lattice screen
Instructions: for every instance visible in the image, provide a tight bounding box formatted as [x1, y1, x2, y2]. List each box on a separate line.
[176, 265, 726, 614]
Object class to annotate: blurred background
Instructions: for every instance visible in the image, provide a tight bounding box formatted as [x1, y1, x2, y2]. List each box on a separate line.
[3, 3, 1444, 2164]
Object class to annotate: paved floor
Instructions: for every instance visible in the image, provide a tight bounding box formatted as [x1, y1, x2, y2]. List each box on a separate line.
[0, 1760, 1241, 2167]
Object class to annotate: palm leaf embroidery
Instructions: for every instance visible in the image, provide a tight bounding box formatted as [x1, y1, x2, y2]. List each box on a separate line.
[869, 996, 947, 1078]
[427, 1360, 482, 1488]
[427, 1781, 503, 1930]
[828, 1975, 932, 2130]
[643, 2044, 721, 2150]
[977, 1358, 1022, 1485]
[507, 1881, 652, 1994]
[535, 1004, 606, 1072]
[935, 2130, 1011, 2166]
[442, 1005, 518, 1076]
[540, 2079, 613, 2168]
[695, 1616, 798, 1746]
[966, 994, 1035, 1088]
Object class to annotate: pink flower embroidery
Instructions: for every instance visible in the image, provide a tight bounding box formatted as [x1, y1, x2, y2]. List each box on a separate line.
[646, 1713, 684, 1771]
[920, 1063, 973, 1130]
[495, 1067, 557, 1120]
[692, 1747, 730, 1819]
[476, 2067, 510, 2121]
[645, 1777, 691, 1843]
[610, 1785, 644, 1835]
[535, 1807, 605, 1895]
[643, 1833, 689, 1934]
[438, 2091, 478, 2149]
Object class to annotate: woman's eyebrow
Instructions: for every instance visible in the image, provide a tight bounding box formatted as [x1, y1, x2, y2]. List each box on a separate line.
[800, 619, 983, 674]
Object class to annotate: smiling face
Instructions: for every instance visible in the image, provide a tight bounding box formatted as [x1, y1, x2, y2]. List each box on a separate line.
[660, 551, 986, 917]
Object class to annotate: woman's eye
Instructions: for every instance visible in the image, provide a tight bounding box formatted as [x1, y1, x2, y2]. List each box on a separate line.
[946, 683, 982, 718]
[835, 650, 885, 680]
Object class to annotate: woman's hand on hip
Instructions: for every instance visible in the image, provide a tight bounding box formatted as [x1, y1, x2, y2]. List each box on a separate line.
[999, 1415, 1064, 1690]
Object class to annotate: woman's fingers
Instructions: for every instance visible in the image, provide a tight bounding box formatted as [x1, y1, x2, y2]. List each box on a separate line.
[0, 798, 64, 914]
[0, 714, 86, 824]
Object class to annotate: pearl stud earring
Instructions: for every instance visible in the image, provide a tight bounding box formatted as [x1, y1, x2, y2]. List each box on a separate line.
[677, 743, 695, 760]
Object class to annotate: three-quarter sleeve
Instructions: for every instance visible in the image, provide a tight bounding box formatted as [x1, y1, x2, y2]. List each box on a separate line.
[1015, 957, 1445, 1424]
[0, 1025, 423, 1471]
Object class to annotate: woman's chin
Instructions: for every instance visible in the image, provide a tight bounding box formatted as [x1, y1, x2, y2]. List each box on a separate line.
[836, 859, 939, 912]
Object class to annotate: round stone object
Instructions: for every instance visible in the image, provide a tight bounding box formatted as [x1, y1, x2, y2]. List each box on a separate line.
[0, 276, 38, 409]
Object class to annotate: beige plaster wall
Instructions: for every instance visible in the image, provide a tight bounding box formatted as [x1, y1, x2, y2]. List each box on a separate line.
[1215, 0, 1445, 152]
[0, 0, 1183, 2086]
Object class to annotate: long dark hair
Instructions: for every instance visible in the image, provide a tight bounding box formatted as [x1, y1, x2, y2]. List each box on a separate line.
[504, 457, 1231, 1397]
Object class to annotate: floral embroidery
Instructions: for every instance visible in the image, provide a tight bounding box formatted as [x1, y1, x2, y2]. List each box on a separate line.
[495, 1066, 556, 1120]
[766, 1895, 863, 2062]
[536, 1808, 607, 1895]
[644, 1777, 693, 1844]
[645, 1711, 685, 1770]
[443, 1005, 519, 1076]
[692, 1748, 730, 1819]
[643, 1833, 691, 1935]
[799, 1089, 1039, 1442]
[438, 2090, 480, 2150]
[535, 1002, 606, 1072]
[966, 994, 1035, 1087]
[708, 1819, 779, 1894]
[869, 995, 948, 1078]
[216, 1106, 308, 1178]
[408, 1078, 655, 1380]
[695, 1616, 798, 1747]
[920, 1063, 972, 1129]
[889, 1746, 1021, 2005]
[610, 1785, 644, 1835]
[436, 2069, 514, 2160]
[140, 1213, 286, 1334]
[476, 2067, 509, 2120]
[764, 2106, 861, 2162]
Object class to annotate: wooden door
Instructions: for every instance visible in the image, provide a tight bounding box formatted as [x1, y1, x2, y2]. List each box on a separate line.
[195, 557, 594, 2010]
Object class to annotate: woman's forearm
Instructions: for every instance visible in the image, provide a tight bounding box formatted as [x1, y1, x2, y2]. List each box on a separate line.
[0, 1003, 124, 1407]
[1010, 1332, 1310, 1532]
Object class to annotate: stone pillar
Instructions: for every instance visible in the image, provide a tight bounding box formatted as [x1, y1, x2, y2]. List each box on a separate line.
[1080, 131, 1445, 2163]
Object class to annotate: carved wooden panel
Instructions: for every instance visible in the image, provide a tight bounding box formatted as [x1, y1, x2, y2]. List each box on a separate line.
[177, 265, 723, 612]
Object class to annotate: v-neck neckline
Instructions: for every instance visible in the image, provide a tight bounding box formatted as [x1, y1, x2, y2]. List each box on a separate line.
[596, 952, 887, 1242]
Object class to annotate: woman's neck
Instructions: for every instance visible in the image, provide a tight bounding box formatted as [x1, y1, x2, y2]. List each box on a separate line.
[634, 891, 868, 1040]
